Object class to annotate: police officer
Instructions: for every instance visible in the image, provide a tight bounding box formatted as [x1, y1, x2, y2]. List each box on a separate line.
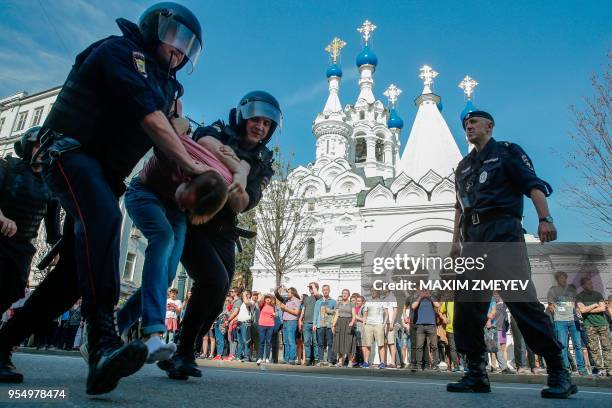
[158, 91, 280, 379]
[0, 3, 206, 394]
[447, 110, 576, 398]
[0, 126, 61, 323]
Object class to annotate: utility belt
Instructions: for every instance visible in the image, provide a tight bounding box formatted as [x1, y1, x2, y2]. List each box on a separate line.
[462, 210, 519, 228]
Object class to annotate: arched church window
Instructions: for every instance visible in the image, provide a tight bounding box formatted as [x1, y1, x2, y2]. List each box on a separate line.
[326, 140, 330, 154]
[355, 139, 366, 163]
[375, 140, 384, 162]
[359, 111, 365, 120]
[306, 238, 315, 259]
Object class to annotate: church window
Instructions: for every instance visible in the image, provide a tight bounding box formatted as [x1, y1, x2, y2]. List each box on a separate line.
[326, 140, 329, 154]
[355, 139, 366, 163]
[375, 140, 384, 162]
[359, 111, 365, 120]
[306, 238, 315, 259]
[308, 201, 315, 211]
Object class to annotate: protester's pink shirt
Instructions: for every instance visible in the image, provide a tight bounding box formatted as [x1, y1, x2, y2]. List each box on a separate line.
[140, 134, 233, 204]
[259, 304, 275, 327]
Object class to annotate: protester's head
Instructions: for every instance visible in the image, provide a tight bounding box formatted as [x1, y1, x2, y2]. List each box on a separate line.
[356, 295, 365, 308]
[370, 287, 380, 299]
[580, 277, 593, 291]
[229, 287, 239, 299]
[286, 287, 299, 300]
[175, 170, 228, 225]
[322, 284, 330, 298]
[243, 290, 252, 299]
[308, 282, 319, 295]
[168, 288, 178, 299]
[555, 271, 568, 286]
[138, 2, 203, 73]
[264, 293, 274, 304]
[341, 289, 350, 302]
[350, 293, 358, 304]
[252, 291, 260, 303]
[233, 91, 283, 148]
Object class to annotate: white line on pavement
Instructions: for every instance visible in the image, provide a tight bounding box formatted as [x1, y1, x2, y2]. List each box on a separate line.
[210, 368, 612, 395]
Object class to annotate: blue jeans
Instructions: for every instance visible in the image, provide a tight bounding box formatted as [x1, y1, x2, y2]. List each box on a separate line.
[282, 320, 298, 361]
[317, 327, 334, 363]
[303, 322, 316, 361]
[117, 177, 186, 336]
[237, 321, 252, 360]
[258, 326, 274, 360]
[554, 320, 585, 371]
[214, 322, 225, 356]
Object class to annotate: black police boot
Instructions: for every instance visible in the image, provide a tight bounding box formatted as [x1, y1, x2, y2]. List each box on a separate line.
[447, 354, 491, 393]
[541, 353, 578, 399]
[0, 347, 23, 383]
[85, 308, 147, 395]
[158, 353, 202, 380]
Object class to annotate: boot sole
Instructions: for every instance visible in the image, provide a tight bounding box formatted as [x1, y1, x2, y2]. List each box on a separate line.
[86, 341, 148, 395]
[0, 375, 23, 383]
[541, 385, 578, 399]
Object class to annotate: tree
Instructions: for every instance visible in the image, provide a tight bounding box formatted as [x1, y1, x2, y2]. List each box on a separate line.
[254, 147, 313, 287]
[232, 209, 257, 290]
[564, 51, 611, 238]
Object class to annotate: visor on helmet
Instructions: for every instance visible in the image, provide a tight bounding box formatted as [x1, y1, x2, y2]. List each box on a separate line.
[158, 14, 202, 73]
[238, 101, 283, 131]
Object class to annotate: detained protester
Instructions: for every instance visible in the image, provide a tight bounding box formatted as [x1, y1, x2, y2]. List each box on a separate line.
[0, 3, 204, 394]
[115, 103, 251, 364]
[158, 91, 280, 379]
[447, 110, 576, 398]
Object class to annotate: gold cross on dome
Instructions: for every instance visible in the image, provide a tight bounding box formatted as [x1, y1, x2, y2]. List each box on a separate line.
[384, 84, 402, 107]
[325, 37, 346, 64]
[357, 20, 377, 44]
[458, 75, 478, 99]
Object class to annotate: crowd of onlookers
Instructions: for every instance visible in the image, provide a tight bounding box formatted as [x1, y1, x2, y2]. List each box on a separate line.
[189, 276, 612, 377]
[2, 273, 611, 377]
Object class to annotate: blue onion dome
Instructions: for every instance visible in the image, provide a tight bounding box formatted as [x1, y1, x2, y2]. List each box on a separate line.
[356, 45, 378, 67]
[387, 108, 404, 129]
[326, 63, 343, 78]
[460, 99, 477, 122]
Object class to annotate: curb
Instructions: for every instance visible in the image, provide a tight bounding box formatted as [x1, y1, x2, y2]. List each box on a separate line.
[197, 359, 612, 389]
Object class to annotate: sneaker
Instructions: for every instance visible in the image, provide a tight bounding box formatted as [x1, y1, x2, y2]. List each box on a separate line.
[264, 358, 270, 363]
[516, 367, 530, 375]
[501, 368, 514, 374]
[360, 362, 370, 368]
[379, 363, 387, 369]
[256, 358, 263, 366]
[211, 355, 222, 361]
[490, 366, 499, 373]
[145, 336, 176, 363]
[222, 355, 235, 361]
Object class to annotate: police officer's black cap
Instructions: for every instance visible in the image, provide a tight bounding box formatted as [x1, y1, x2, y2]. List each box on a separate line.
[462, 110, 495, 129]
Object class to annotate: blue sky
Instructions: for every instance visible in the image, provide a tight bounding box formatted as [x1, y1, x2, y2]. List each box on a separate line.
[1, 0, 610, 241]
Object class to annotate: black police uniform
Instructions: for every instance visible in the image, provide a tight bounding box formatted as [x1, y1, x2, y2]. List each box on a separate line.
[173, 120, 274, 361]
[453, 137, 561, 359]
[0, 156, 61, 313]
[38, 18, 182, 317]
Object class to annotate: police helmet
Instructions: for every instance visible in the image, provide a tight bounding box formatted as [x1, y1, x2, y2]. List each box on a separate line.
[234, 91, 283, 144]
[14, 126, 41, 161]
[138, 2, 203, 73]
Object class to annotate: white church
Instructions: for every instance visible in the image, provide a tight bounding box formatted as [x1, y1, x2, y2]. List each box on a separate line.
[252, 21, 474, 296]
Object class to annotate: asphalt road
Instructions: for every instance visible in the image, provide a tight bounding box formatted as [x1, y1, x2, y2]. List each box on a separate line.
[2, 353, 612, 408]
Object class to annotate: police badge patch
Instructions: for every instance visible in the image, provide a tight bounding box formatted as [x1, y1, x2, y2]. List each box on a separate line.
[132, 51, 147, 77]
[521, 154, 533, 170]
[479, 171, 488, 183]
